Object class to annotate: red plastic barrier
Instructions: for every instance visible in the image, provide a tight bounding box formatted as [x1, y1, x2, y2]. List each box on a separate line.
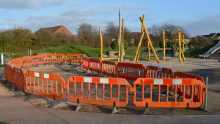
[116, 62, 146, 80]
[83, 58, 89, 69]
[66, 76, 131, 107]
[101, 61, 117, 76]
[174, 72, 205, 83]
[88, 58, 102, 73]
[146, 66, 173, 78]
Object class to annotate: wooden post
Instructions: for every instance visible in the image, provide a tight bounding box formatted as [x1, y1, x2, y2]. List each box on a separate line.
[178, 29, 182, 63]
[141, 15, 160, 63]
[99, 27, 103, 61]
[181, 33, 186, 62]
[121, 18, 125, 61]
[117, 28, 121, 62]
[163, 30, 166, 61]
[134, 33, 144, 63]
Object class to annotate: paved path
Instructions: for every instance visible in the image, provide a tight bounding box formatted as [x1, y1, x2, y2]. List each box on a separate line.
[0, 95, 220, 124]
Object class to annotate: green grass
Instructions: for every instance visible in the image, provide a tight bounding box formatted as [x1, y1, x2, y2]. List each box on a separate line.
[4, 44, 213, 60]
[4, 45, 114, 60]
[185, 45, 214, 57]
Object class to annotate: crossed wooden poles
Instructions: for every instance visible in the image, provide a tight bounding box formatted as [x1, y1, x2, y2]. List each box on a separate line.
[99, 15, 186, 63]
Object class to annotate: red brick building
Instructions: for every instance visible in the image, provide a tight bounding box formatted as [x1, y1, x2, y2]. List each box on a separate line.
[38, 25, 73, 36]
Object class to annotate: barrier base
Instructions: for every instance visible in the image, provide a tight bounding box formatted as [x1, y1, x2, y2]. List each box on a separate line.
[143, 108, 150, 115]
[112, 107, 119, 114]
[14, 91, 25, 97]
[48, 100, 59, 108]
[76, 104, 82, 111]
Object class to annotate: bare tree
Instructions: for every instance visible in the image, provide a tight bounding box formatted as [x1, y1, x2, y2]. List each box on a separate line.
[77, 23, 99, 47]
[159, 24, 189, 40]
[148, 24, 160, 36]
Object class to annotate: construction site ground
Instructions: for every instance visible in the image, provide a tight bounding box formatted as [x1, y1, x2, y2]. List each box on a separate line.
[0, 58, 220, 124]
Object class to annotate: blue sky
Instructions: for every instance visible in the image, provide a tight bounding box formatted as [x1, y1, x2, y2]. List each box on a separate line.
[0, 0, 220, 36]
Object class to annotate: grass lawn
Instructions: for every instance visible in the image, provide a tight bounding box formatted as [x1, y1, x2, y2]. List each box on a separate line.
[4, 45, 113, 60]
[3, 44, 212, 61]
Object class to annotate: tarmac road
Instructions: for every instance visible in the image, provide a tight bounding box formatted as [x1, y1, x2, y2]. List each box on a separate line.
[0, 94, 220, 124]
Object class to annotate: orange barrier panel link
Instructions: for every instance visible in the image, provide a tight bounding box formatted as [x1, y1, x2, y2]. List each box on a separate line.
[146, 66, 173, 78]
[116, 62, 146, 80]
[133, 78, 206, 108]
[30, 54, 48, 66]
[4, 66, 26, 90]
[9, 58, 23, 68]
[174, 72, 205, 83]
[46, 54, 66, 64]
[21, 56, 33, 68]
[12, 67, 26, 90]
[4, 65, 14, 83]
[25, 71, 65, 100]
[101, 61, 117, 76]
[66, 76, 131, 107]
[88, 59, 102, 73]
[66, 54, 85, 64]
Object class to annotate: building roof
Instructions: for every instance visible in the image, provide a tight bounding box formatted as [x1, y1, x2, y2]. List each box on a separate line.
[40, 26, 62, 33]
[38, 25, 72, 36]
[203, 33, 220, 38]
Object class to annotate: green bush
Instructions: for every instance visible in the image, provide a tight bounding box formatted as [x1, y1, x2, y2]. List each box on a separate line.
[111, 39, 128, 50]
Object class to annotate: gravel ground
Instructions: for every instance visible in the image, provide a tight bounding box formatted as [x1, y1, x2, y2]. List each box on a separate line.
[24, 58, 220, 114]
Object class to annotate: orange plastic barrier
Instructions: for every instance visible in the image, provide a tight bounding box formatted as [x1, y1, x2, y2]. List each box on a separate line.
[116, 62, 146, 80]
[46, 54, 66, 64]
[4, 53, 207, 110]
[146, 66, 173, 78]
[9, 57, 23, 68]
[4, 65, 14, 84]
[66, 54, 85, 64]
[12, 68, 26, 90]
[101, 61, 117, 76]
[88, 59, 102, 73]
[66, 76, 131, 107]
[21, 56, 34, 67]
[31, 54, 48, 66]
[4, 66, 25, 90]
[25, 71, 65, 100]
[174, 72, 205, 83]
[133, 78, 206, 108]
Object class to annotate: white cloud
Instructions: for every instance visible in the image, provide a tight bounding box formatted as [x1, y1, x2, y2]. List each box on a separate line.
[169, 16, 220, 36]
[0, 0, 38, 9]
[184, 16, 220, 36]
[40, 0, 70, 7]
[0, 0, 69, 9]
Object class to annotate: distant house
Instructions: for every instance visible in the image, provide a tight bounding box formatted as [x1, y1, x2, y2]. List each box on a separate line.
[37, 25, 73, 36]
[203, 33, 220, 40]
